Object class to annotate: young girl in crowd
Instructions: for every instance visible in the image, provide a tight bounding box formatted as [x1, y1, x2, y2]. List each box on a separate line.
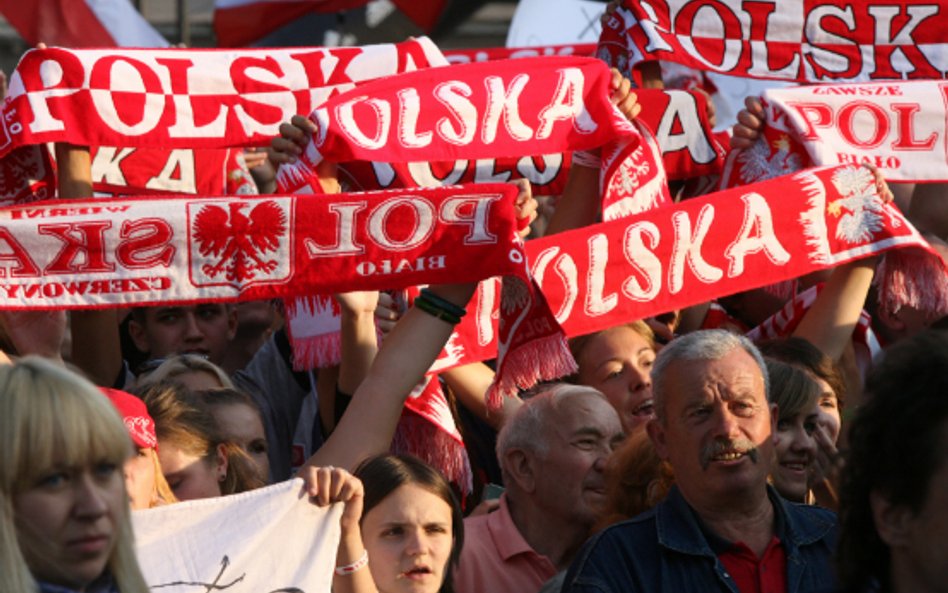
[304, 454, 463, 593]
[136, 380, 264, 501]
[0, 357, 150, 593]
[569, 321, 657, 434]
[765, 359, 822, 503]
[197, 388, 271, 484]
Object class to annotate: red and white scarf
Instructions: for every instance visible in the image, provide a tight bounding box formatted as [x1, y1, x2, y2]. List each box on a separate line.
[721, 81, 948, 187]
[419, 166, 943, 390]
[0, 183, 575, 400]
[276, 56, 642, 192]
[333, 87, 725, 198]
[276, 56, 671, 213]
[0, 39, 447, 159]
[0, 184, 527, 307]
[443, 43, 596, 65]
[603, 0, 947, 83]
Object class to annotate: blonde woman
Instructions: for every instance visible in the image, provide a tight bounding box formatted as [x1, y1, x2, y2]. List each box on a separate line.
[0, 356, 149, 593]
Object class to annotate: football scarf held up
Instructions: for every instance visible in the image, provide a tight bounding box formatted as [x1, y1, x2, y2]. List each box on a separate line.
[721, 80, 948, 187]
[0, 183, 574, 399]
[603, 0, 947, 83]
[0, 38, 447, 159]
[332, 86, 725, 199]
[283, 166, 943, 400]
[0, 184, 530, 308]
[436, 167, 941, 391]
[275, 55, 671, 215]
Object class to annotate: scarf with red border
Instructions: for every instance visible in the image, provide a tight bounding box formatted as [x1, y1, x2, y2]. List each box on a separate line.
[0, 48, 722, 202]
[284, 165, 942, 407]
[450, 167, 942, 402]
[0, 183, 575, 399]
[601, 0, 946, 83]
[720, 81, 948, 187]
[0, 39, 446, 159]
[333, 86, 725, 197]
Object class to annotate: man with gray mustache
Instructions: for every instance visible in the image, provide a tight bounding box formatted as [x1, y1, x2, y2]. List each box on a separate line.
[562, 329, 838, 593]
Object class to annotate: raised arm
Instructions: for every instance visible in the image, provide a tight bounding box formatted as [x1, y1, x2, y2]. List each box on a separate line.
[792, 170, 893, 361]
[54, 144, 124, 385]
[300, 283, 477, 472]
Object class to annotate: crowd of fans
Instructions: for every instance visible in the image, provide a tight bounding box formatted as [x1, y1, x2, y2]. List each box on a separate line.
[1, 2, 947, 593]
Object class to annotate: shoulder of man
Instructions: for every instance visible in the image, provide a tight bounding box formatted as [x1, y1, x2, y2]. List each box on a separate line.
[560, 511, 661, 593]
[776, 495, 839, 549]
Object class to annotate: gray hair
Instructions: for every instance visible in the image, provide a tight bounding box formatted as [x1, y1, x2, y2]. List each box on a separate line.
[652, 329, 769, 421]
[495, 383, 606, 481]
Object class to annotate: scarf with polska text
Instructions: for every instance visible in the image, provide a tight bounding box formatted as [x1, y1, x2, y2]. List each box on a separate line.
[465, 168, 943, 409]
[277, 55, 668, 378]
[720, 80, 948, 187]
[276, 56, 672, 215]
[0, 39, 447, 160]
[601, 0, 947, 83]
[285, 165, 944, 408]
[332, 86, 726, 199]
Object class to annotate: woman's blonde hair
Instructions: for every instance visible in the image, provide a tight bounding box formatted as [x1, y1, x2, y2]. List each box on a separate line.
[145, 447, 178, 508]
[0, 357, 149, 593]
[136, 353, 234, 390]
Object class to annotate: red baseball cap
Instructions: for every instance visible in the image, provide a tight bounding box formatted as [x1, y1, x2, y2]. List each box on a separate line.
[100, 388, 158, 450]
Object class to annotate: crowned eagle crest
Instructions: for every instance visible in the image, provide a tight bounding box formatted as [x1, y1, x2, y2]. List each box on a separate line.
[826, 167, 887, 244]
[737, 135, 803, 183]
[192, 201, 287, 282]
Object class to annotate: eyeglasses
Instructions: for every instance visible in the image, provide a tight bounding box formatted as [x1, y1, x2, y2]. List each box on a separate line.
[135, 353, 210, 377]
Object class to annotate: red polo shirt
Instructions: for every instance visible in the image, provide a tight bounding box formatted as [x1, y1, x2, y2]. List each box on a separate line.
[718, 535, 787, 593]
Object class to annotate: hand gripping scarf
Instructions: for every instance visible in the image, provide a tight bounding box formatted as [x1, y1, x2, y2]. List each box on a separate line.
[721, 81, 948, 186]
[275, 56, 669, 377]
[601, 0, 947, 83]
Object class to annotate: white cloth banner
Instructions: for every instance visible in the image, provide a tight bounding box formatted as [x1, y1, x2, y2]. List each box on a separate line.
[133, 479, 341, 592]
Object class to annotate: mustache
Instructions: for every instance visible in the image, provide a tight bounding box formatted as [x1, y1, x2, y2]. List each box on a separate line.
[700, 438, 759, 469]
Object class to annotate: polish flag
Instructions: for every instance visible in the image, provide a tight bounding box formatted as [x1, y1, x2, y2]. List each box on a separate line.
[213, 0, 369, 47]
[0, 0, 168, 47]
[391, 0, 447, 33]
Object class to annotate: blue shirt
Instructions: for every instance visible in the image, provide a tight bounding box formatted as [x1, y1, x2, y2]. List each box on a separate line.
[561, 485, 838, 593]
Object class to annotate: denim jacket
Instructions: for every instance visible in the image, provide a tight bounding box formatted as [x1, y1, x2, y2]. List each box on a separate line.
[561, 485, 838, 593]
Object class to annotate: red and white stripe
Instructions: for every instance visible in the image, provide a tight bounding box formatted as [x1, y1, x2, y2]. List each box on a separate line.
[213, 0, 368, 47]
[0, 0, 167, 47]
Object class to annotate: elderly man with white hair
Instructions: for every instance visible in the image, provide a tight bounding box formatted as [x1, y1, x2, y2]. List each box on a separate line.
[455, 383, 625, 593]
[562, 329, 838, 593]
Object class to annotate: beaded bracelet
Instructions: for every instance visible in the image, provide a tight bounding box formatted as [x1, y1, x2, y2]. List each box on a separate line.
[335, 549, 369, 576]
[414, 295, 462, 325]
[418, 288, 467, 319]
